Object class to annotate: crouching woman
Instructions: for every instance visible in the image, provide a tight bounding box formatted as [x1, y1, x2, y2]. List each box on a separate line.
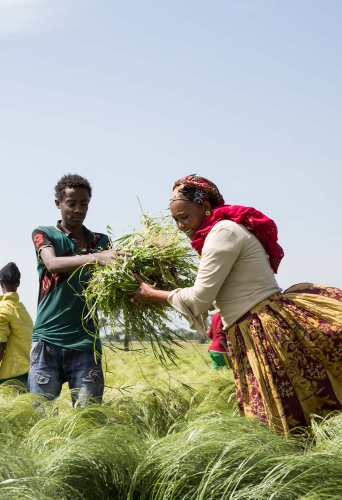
[128, 175, 342, 434]
[208, 312, 232, 370]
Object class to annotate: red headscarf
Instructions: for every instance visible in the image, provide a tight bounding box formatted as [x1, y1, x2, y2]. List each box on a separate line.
[170, 175, 284, 273]
[171, 174, 225, 206]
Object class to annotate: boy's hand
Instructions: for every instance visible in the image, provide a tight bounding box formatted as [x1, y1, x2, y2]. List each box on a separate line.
[93, 249, 132, 266]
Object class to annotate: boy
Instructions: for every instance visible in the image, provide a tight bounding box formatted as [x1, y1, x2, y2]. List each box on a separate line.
[0, 262, 33, 385]
[29, 174, 124, 406]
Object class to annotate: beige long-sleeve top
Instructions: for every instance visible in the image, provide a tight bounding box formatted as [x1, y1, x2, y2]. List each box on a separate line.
[168, 220, 282, 335]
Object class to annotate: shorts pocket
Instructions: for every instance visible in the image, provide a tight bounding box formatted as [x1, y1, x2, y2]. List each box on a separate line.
[31, 341, 43, 366]
[82, 366, 103, 383]
[45, 344, 58, 367]
[34, 371, 51, 385]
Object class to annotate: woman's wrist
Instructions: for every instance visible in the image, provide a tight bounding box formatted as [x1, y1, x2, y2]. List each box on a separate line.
[150, 289, 170, 304]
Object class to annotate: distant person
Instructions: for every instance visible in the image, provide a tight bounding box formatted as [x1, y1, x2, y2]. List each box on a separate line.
[29, 174, 126, 406]
[207, 313, 231, 369]
[129, 174, 342, 434]
[0, 262, 33, 387]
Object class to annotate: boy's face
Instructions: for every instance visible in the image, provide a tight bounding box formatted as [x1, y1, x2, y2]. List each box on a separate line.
[55, 187, 90, 229]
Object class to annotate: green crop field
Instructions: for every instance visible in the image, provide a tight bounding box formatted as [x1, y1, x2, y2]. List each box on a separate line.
[1, 343, 342, 499]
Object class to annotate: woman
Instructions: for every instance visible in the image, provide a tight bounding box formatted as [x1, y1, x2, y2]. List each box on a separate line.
[128, 175, 342, 433]
[208, 313, 232, 370]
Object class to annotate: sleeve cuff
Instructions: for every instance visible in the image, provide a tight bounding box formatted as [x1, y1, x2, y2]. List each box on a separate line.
[168, 289, 207, 337]
[37, 245, 54, 264]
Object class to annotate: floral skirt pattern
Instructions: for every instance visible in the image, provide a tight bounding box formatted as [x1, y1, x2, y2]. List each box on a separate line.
[226, 283, 342, 433]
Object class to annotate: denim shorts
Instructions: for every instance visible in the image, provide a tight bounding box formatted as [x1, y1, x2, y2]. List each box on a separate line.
[28, 339, 104, 406]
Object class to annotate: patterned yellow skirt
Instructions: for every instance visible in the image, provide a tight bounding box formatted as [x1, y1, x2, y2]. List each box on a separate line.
[226, 283, 342, 434]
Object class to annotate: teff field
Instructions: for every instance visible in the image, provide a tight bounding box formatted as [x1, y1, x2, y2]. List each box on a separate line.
[1, 343, 342, 500]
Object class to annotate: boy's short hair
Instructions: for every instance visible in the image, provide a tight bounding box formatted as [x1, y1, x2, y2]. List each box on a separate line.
[54, 174, 92, 201]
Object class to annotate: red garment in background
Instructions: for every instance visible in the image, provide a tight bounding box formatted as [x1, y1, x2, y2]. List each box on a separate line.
[208, 313, 227, 352]
[191, 204, 284, 273]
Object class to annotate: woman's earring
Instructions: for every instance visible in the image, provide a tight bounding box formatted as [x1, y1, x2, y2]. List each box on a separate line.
[205, 210, 211, 216]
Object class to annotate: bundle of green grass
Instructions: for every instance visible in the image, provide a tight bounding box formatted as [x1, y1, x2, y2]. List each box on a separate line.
[84, 213, 198, 363]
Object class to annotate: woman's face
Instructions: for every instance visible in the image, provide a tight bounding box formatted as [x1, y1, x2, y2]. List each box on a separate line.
[170, 200, 210, 240]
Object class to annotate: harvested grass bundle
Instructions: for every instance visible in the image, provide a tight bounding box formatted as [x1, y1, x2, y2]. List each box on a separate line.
[84, 213, 198, 364]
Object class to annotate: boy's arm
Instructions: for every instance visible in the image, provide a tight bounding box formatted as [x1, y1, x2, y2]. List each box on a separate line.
[33, 230, 127, 274]
[40, 246, 119, 274]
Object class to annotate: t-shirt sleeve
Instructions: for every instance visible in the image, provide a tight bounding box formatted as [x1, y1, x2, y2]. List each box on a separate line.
[32, 229, 54, 261]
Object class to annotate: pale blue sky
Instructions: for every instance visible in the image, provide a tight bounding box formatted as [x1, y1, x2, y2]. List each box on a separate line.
[0, 0, 341, 319]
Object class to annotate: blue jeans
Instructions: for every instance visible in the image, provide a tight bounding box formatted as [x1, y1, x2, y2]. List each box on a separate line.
[28, 339, 104, 406]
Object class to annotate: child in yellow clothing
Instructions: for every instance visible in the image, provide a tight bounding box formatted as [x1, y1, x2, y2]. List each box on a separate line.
[0, 263, 33, 385]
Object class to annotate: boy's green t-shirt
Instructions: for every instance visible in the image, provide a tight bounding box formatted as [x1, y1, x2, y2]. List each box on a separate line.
[32, 222, 109, 354]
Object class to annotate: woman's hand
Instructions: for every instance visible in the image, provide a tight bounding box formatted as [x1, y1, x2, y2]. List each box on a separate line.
[127, 275, 170, 306]
[93, 249, 132, 267]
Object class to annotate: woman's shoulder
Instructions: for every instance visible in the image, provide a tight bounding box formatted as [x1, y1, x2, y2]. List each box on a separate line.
[202, 220, 248, 255]
[213, 219, 240, 230]
[208, 220, 250, 239]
